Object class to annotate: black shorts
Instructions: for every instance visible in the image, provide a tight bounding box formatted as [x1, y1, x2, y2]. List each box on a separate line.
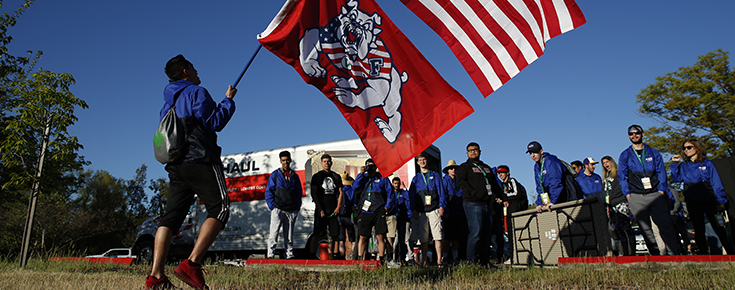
[160, 163, 230, 231]
[357, 209, 387, 237]
[314, 211, 341, 237]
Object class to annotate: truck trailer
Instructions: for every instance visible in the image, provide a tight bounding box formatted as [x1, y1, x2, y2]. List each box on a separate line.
[134, 138, 440, 261]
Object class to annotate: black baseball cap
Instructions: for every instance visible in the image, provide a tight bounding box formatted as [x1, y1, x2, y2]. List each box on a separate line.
[526, 141, 542, 153]
[628, 124, 644, 134]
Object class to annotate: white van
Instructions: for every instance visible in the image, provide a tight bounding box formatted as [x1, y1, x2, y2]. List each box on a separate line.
[133, 138, 440, 261]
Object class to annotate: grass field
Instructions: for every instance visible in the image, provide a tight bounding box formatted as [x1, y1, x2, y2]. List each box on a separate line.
[1, 258, 735, 289]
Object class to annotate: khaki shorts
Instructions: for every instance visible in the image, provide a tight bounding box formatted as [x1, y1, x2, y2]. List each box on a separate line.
[418, 208, 443, 242]
[386, 215, 398, 238]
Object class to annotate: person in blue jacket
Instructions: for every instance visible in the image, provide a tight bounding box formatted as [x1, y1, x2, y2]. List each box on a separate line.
[527, 141, 566, 212]
[389, 177, 412, 267]
[618, 124, 679, 255]
[408, 152, 447, 267]
[265, 151, 303, 259]
[671, 138, 734, 254]
[147, 55, 237, 290]
[576, 157, 603, 200]
[353, 159, 395, 261]
[441, 160, 466, 263]
[337, 172, 356, 260]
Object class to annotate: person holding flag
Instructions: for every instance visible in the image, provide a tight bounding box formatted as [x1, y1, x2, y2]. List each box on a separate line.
[146, 55, 237, 290]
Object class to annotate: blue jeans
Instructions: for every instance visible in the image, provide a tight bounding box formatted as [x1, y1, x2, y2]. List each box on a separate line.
[463, 202, 492, 263]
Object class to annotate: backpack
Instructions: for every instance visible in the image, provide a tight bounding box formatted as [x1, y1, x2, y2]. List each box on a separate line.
[558, 159, 584, 202]
[153, 92, 184, 164]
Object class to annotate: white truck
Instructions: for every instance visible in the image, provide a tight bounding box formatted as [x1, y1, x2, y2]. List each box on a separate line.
[133, 138, 440, 261]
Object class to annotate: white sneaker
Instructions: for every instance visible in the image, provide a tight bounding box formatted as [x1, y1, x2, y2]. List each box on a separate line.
[386, 260, 400, 269]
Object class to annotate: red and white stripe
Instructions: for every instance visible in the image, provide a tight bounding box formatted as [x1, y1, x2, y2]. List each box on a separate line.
[402, 0, 586, 97]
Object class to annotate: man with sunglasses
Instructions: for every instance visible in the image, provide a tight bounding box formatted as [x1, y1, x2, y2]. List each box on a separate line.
[618, 124, 680, 255]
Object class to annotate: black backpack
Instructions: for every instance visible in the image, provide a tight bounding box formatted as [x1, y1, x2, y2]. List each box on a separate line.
[558, 159, 584, 202]
[153, 92, 184, 164]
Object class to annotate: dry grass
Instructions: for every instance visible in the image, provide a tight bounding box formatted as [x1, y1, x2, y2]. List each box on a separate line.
[1, 258, 735, 289]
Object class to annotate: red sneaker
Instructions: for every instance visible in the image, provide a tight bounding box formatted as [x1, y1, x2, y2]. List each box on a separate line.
[174, 260, 209, 290]
[145, 275, 178, 290]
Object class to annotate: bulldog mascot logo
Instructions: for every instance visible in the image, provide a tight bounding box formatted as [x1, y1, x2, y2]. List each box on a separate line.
[299, 0, 406, 143]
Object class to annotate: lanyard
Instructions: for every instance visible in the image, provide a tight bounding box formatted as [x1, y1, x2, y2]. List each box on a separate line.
[632, 147, 647, 175]
[472, 163, 490, 185]
[421, 171, 432, 190]
[537, 157, 545, 186]
[604, 171, 610, 197]
[366, 177, 373, 201]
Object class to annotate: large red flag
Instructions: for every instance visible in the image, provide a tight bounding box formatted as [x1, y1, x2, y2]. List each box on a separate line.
[258, 0, 474, 174]
[401, 0, 586, 97]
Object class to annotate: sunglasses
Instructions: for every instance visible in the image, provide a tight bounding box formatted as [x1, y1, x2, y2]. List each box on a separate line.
[684, 146, 694, 150]
[628, 131, 641, 136]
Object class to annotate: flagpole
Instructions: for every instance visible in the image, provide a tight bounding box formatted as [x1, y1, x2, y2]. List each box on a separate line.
[232, 44, 263, 88]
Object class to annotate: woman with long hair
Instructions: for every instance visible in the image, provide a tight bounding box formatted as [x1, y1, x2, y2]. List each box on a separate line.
[671, 139, 734, 254]
[601, 155, 636, 255]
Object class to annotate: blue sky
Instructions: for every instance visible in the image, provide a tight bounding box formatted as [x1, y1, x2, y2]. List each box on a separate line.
[5, 0, 735, 202]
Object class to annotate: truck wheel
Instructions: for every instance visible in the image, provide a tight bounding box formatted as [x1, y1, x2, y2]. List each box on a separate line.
[135, 239, 154, 264]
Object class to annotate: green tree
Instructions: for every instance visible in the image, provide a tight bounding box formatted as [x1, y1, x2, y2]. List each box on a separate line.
[636, 49, 735, 159]
[2, 69, 88, 189]
[0, 0, 39, 200]
[0, 0, 36, 114]
[0, 0, 89, 260]
[148, 177, 169, 217]
[68, 170, 134, 253]
[127, 164, 149, 219]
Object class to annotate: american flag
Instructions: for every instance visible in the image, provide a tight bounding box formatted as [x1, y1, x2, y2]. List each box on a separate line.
[401, 0, 586, 97]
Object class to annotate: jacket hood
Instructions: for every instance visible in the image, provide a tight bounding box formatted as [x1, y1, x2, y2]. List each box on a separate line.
[163, 80, 194, 105]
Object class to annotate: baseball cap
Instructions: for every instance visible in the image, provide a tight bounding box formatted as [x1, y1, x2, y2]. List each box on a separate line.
[628, 124, 644, 134]
[583, 157, 598, 165]
[526, 141, 542, 153]
[496, 165, 509, 173]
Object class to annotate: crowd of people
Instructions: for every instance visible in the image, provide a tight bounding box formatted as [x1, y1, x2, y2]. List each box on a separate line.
[526, 124, 732, 256]
[276, 146, 528, 268]
[268, 125, 734, 268]
[145, 54, 732, 289]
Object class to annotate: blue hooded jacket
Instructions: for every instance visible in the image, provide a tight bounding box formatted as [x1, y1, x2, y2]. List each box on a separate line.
[265, 168, 303, 211]
[671, 158, 727, 204]
[160, 80, 235, 164]
[409, 170, 447, 213]
[534, 152, 565, 205]
[576, 172, 602, 196]
[353, 172, 395, 213]
[618, 144, 667, 197]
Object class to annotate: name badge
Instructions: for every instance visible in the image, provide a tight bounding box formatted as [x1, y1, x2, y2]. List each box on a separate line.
[486, 184, 493, 195]
[503, 206, 508, 217]
[362, 200, 372, 211]
[606, 195, 610, 204]
[541, 193, 550, 205]
[641, 177, 652, 190]
[715, 213, 727, 227]
[424, 195, 432, 206]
